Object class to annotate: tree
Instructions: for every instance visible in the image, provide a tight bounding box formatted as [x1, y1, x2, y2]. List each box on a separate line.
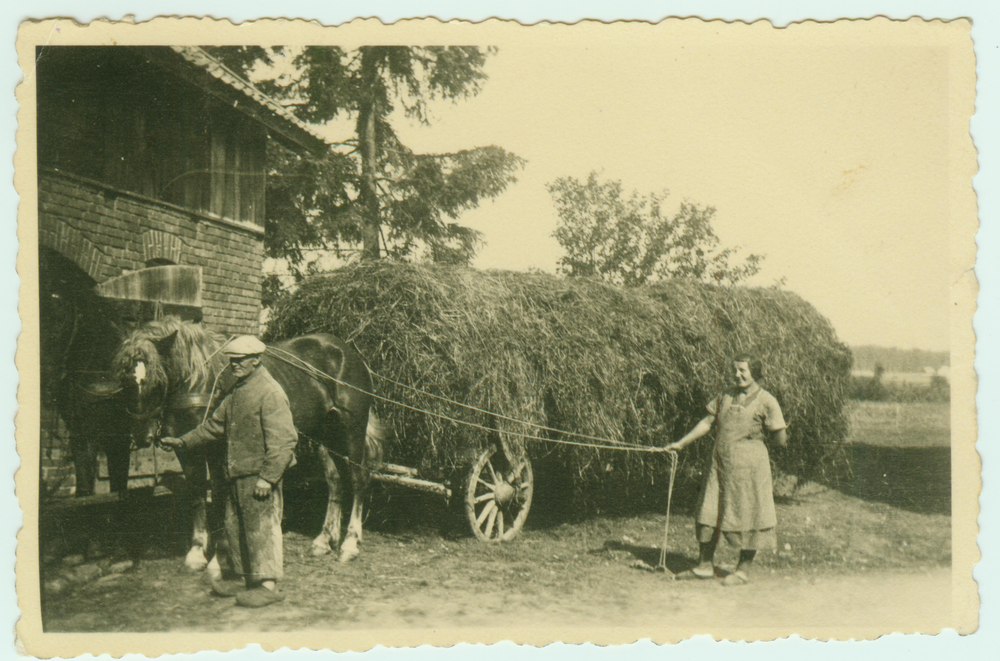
[205, 46, 525, 271]
[547, 172, 763, 286]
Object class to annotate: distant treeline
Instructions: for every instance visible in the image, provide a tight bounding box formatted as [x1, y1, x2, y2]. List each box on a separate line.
[850, 345, 949, 373]
[852, 373, 950, 403]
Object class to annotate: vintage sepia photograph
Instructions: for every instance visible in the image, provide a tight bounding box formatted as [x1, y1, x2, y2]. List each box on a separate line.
[12, 14, 981, 656]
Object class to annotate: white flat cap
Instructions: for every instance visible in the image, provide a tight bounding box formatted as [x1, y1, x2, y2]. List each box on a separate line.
[224, 335, 267, 357]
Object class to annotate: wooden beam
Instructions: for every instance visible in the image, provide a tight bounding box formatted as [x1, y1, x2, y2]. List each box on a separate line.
[371, 473, 451, 499]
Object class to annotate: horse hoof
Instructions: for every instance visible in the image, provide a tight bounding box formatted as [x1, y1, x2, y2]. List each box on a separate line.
[311, 542, 333, 557]
[206, 556, 223, 580]
[185, 547, 209, 572]
[339, 540, 359, 563]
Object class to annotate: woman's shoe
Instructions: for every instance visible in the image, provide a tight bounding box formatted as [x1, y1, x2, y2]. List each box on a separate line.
[722, 570, 750, 586]
[675, 566, 715, 580]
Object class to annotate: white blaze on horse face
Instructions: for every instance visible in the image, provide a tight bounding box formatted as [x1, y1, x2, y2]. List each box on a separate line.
[134, 360, 147, 386]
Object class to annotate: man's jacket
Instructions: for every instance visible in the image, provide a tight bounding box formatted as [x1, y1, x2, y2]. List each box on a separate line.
[181, 365, 298, 484]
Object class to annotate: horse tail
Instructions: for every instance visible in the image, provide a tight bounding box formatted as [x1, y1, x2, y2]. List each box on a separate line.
[364, 412, 385, 470]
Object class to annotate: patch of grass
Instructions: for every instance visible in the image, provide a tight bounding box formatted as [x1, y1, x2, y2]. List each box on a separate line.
[846, 401, 949, 448]
[839, 401, 951, 514]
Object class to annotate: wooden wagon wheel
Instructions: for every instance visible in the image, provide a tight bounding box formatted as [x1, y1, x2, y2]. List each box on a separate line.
[464, 446, 533, 542]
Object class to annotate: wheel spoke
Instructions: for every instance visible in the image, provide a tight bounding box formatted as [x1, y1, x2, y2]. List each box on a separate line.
[510, 461, 526, 481]
[466, 449, 533, 543]
[484, 505, 498, 538]
[476, 500, 495, 526]
[486, 460, 499, 486]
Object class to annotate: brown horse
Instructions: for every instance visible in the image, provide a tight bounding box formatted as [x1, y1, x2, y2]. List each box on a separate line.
[113, 317, 384, 569]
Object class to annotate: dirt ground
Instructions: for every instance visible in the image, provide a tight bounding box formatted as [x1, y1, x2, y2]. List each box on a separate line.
[39, 401, 952, 637]
[40, 482, 951, 635]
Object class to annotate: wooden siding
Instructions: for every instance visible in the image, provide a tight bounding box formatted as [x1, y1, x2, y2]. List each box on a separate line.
[36, 46, 267, 226]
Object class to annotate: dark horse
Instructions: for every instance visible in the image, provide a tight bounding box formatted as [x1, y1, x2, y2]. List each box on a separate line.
[113, 316, 385, 568]
[43, 284, 134, 500]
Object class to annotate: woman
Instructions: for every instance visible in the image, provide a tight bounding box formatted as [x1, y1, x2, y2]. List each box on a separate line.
[664, 357, 787, 585]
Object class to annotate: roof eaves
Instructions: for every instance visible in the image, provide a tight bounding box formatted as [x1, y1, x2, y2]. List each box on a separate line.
[164, 46, 329, 155]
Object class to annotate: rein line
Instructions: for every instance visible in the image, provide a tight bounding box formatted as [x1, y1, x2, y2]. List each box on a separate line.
[262, 345, 665, 455]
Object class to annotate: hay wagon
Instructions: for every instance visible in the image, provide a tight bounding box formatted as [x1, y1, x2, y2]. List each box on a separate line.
[369, 441, 534, 543]
[268, 262, 855, 544]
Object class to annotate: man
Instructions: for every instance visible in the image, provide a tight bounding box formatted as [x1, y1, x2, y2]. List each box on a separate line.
[161, 335, 297, 608]
[664, 357, 787, 586]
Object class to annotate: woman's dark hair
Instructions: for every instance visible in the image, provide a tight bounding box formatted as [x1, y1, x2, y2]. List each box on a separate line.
[732, 356, 764, 381]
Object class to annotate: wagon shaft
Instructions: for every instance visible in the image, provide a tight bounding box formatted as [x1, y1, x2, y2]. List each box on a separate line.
[371, 472, 451, 499]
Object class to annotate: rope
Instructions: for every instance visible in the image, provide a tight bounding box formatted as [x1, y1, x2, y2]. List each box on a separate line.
[295, 428, 370, 473]
[200, 363, 231, 427]
[262, 346, 666, 455]
[369, 369, 638, 448]
[658, 450, 679, 569]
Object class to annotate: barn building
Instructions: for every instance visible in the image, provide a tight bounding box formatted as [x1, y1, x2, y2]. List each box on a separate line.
[36, 46, 327, 498]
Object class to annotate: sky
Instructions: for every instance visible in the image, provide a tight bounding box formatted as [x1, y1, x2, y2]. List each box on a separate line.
[311, 21, 967, 353]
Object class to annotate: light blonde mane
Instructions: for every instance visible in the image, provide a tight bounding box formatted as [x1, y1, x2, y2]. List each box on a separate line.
[113, 316, 225, 394]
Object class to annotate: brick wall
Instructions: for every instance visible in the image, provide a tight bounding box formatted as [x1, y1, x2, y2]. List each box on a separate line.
[40, 407, 75, 498]
[38, 169, 266, 496]
[38, 170, 264, 336]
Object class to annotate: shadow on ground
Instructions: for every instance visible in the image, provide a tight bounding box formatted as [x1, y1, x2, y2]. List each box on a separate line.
[599, 539, 697, 576]
[838, 444, 950, 515]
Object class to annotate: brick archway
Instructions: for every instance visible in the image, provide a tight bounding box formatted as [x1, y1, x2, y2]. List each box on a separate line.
[141, 229, 184, 266]
[38, 221, 106, 282]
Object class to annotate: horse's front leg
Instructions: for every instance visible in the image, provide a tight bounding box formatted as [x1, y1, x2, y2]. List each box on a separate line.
[205, 441, 228, 579]
[105, 435, 136, 560]
[176, 446, 210, 572]
[312, 444, 344, 556]
[68, 424, 98, 497]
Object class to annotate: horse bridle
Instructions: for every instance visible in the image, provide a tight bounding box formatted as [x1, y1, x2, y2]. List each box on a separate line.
[126, 374, 168, 422]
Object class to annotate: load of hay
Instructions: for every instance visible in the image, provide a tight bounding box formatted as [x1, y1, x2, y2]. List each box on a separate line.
[266, 262, 852, 514]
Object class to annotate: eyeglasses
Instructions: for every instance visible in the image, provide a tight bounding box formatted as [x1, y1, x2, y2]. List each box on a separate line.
[229, 356, 257, 365]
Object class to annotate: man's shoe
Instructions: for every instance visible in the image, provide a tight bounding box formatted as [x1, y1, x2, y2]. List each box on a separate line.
[210, 579, 245, 597]
[236, 587, 285, 608]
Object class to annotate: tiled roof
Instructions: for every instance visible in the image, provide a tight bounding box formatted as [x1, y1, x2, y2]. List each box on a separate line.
[165, 46, 328, 153]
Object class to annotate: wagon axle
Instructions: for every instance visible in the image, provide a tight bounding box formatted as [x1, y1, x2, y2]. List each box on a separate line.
[370, 445, 534, 543]
[492, 480, 515, 506]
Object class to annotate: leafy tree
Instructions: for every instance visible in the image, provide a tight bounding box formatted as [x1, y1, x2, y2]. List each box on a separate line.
[205, 46, 525, 270]
[547, 172, 763, 286]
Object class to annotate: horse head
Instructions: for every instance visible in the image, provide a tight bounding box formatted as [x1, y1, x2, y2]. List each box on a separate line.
[113, 326, 177, 449]
[113, 316, 225, 449]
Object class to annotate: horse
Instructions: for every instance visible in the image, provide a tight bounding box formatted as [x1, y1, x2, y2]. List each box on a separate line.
[40, 268, 148, 559]
[112, 316, 385, 567]
[47, 290, 134, 500]
[111, 317, 230, 574]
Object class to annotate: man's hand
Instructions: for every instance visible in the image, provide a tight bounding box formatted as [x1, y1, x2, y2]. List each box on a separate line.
[662, 441, 683, 453]
[159, 436, 183, 452]
[254, 478, 272, 499]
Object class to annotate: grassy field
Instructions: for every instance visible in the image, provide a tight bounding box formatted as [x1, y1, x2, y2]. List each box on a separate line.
[840, 400, 951, 515]
[846, 400, 950, 447]
[850, 370, 945, 386]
